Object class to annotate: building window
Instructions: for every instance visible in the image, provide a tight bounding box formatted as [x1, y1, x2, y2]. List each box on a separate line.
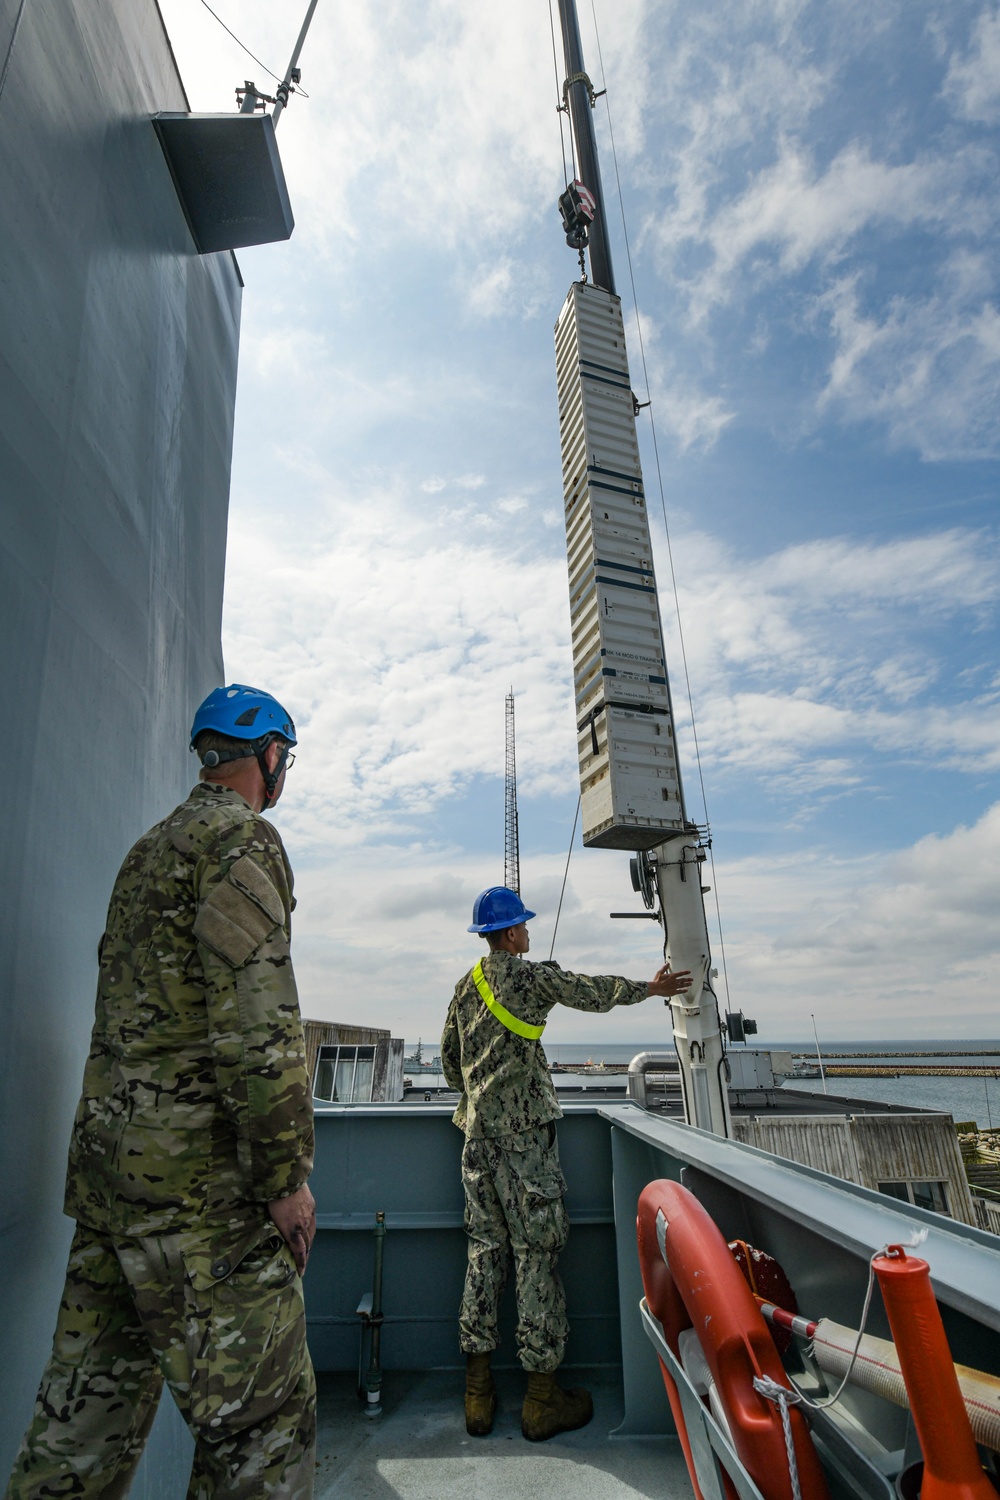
[877, 1180, 950, 1216]
[911, 1180, 950, 1214]
[314, 1045, 375, 1103]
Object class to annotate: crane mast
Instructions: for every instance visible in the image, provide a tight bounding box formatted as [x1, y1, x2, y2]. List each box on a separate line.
[553, 0, 731, 1136]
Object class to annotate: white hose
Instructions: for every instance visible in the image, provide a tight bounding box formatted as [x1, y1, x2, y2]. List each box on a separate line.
[810, 1319, 1000, 1453]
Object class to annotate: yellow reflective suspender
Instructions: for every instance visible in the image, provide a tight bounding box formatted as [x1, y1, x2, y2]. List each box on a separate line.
[472, 959, 546, 1040]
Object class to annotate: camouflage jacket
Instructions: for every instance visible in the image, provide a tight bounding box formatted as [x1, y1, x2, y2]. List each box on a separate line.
[440, 952, 647, 1137]
[64, 783, 314, 1238]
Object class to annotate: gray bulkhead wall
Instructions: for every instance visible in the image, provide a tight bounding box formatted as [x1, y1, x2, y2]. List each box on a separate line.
[0, 0, 241, 1485]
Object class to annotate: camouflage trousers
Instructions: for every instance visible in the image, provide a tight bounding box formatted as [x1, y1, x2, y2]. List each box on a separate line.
[7, 1219, 315, 1500]
[459, 1123, 570, 1373]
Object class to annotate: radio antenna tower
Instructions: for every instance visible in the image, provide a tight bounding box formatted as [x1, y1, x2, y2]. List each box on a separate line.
[504, 688, 520, 894]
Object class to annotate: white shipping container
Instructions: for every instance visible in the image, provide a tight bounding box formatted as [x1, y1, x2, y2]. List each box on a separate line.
[555, 281, 685, 849]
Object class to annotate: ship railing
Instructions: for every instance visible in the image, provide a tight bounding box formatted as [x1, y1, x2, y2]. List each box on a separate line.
[301, 1098, 1000, 1483]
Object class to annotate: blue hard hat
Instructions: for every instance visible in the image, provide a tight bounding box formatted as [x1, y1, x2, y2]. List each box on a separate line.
[468, 887, 536, 934]
[190, 684, 298, 752]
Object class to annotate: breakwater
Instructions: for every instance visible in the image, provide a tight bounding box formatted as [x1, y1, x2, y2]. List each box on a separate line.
[818, 1050, 1000, 1060]
[825, 1065, 1000, 1078]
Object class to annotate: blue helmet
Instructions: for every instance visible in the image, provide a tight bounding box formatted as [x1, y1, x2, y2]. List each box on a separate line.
[190, 685, 297, 811]
[190, 684, 297, 752]
[468, 887, 536, 934]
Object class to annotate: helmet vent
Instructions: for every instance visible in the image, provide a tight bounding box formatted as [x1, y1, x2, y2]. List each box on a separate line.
[234, 707, 261, 726]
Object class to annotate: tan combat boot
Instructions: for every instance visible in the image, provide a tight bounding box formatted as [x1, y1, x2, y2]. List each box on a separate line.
[521, 1371, 593, 1441]
[464, 1352, 497, 1436]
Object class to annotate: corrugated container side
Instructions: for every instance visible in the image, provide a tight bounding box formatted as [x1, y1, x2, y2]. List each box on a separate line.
[555, 282, 684, 849]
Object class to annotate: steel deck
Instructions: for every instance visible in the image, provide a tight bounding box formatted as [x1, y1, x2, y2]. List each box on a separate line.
[314, 1368, 689, 1500]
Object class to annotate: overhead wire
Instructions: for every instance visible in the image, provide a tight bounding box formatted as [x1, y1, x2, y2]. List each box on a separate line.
[197, 0, 310, 97]
[587, 0, 733, 1012]
[547, 0, 574, 186]
[549, 795, 582, 962]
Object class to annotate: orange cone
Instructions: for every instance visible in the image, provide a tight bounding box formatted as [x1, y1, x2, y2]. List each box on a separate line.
[873, 1246, 995, 1500]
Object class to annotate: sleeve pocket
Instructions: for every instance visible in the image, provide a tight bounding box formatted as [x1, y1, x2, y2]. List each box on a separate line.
[194, 855, 284, 968]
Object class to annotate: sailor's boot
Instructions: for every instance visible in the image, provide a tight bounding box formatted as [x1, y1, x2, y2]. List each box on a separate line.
[521, 1371, 593, 1441]
[464, 1352, 497, 1436]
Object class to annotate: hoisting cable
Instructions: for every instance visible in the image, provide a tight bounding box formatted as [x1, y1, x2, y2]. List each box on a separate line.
[197, 0, 310, 97]
[549, 794, 581, 961]
[547, 0, 573, 187]
[588, 0, 732, 1012]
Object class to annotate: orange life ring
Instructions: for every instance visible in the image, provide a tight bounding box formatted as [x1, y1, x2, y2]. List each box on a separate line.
[637, 1179, 830, 1500]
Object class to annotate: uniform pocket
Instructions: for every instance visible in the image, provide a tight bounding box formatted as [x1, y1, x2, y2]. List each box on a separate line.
[507, 1130, 569, 1254]
[187, 1225, 308, 1432]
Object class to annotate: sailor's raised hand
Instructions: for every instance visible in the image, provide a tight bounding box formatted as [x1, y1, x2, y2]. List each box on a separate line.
[646, 965, 693, 998]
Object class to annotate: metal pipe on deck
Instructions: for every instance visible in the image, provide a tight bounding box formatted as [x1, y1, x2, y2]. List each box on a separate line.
[627, 1052, 679, 1110]
[364, 1211, 386, 1416]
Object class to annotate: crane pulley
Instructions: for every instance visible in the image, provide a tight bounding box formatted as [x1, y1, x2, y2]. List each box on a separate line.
[558, 180, 596, 250]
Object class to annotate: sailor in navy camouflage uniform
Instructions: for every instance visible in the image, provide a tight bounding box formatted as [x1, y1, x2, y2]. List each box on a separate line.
[441, 886, 690, 1441]
[7, 686, 317, 1500]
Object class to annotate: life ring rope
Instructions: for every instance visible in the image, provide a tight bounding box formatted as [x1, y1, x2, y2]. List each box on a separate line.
[752, 1375, 805, 1500]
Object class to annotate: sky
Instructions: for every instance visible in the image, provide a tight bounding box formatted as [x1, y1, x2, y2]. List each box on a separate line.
[157, 0, 1000, 1045]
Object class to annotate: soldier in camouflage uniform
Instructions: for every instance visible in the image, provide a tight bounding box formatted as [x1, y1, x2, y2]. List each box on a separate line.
[7, 685, 317, 1500]
[441, 886, 691, 1442]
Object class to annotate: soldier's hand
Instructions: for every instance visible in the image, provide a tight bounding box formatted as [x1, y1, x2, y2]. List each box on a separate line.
[647, 966, 693, 999]
[269, 1182, 317, 1277]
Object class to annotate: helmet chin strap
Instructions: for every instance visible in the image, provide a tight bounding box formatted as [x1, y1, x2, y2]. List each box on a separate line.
[198, 733, 289, 809]
[254, 737, 290, 811]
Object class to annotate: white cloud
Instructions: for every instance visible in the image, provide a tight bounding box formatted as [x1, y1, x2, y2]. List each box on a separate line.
[157, 0, 564, 261]
[723, 801, 1000, 1037]
[816, 264, 1000, 459]
[660, 526, 1000, 797]
[699, 693, 1000, 784]
[592, 4, 1000, 458]
[152, 0, 1000, 1047]
[659, 141, 980, 324]
[221, 475, 578, 855]
[465, 260, 514, 320]
[943, 7, 1000, 123]
[743, 144, 929, 263]
[757, 529, 998, 608]
[624, 309, 735, 452]
[225, 471, 999, 864]
[158, 0, 1000, 464]
[287, 798, 1000, 1044]
[420, 473, 486, 495]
